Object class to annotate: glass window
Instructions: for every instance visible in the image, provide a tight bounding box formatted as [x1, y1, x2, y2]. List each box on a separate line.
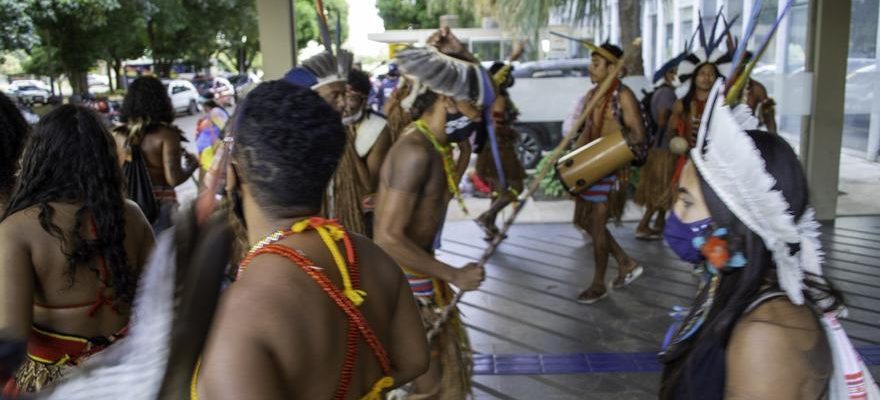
[470, 40, 501, 62]
[843, 0, 880, 152]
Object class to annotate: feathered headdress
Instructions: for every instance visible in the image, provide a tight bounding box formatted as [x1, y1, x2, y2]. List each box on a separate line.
[395, 45, 508, 189]
[653, 50, 689, 85]
[394, 46, 488, 108]
[302, 49, 353, 90]
[691, 80, 823, 305]
[549, 31, 620, 64]
[677, 11, 736, 83]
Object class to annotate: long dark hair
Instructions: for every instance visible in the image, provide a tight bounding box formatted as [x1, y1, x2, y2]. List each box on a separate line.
[0, 92, 28, 197]
[681, 63, 722, 114]
[659, 131, 844, 399]
[1, 105, 136, 304]
[121, 76, 174, 124]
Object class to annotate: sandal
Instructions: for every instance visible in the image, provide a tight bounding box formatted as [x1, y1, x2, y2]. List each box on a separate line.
[635, 230, 661, 241]
[576, 286, 609, 304]
[612, 265, 644, 289]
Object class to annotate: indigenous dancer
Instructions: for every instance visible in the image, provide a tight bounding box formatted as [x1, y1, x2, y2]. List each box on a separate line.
[195, 81, 428, 399]
[343, 69, 393, 237]
[0, 92, 28, 211]
[634, 53, 687, 240]
[739, 51, 778, 134]
[114, 76, 199, 233]
[660, 79, 880, 399]
[373, 34, 488, 399]
[474, 61, 527, 241]
[194, 99, 229, 175]
[284, 50, 375, 235]
[564, 43, 646, 304]
[0, 105, 156, 395]
[666, 20, 734, 199]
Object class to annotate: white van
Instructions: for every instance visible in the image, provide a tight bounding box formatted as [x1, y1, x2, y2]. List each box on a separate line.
[163, 79, 201, 115]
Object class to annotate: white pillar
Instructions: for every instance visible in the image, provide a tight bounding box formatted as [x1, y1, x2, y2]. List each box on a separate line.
[656, 0, 666, 66]
[673, 0, 682, 54]
[643, 2, 653, 76]
[866, 3, 880, 161]
[256, 0, 296, 80]
[611, 0, 621, 44]
[773, 0, 791, 126]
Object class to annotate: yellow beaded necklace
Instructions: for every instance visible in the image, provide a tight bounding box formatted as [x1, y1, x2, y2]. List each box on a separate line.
[414, 119, 468, 214]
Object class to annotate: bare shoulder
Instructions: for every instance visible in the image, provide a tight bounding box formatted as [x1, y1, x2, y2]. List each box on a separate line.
[671, 99, 685, 114]
[731, 297, 823, 351]
[388, 130, 431, 164]
[350, 233, 404, 282]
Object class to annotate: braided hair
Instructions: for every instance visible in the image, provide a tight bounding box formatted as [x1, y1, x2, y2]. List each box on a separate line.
[1, 105, 136, 305]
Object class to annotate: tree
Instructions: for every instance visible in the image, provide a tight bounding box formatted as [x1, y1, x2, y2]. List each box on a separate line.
[28, 0, 120, 95]
[0, 0, 38, 51]
[216, 0, 260, 74]
[377, 0, 477, 30]
[462, 0, 643, 75]
[97, 0, 147, 90]
[22, 46, 63, 95]
[144, 0, 236, 77]
[294, 0, 349, 51]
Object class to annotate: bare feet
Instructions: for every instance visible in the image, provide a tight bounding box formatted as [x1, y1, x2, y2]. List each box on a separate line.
[474, 215, 500, 241]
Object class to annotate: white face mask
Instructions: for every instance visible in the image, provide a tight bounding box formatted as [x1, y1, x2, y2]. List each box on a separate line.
[342, 109, 364, 126]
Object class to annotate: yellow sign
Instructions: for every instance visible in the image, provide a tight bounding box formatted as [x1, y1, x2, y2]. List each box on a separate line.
[389, 43, 408, 59]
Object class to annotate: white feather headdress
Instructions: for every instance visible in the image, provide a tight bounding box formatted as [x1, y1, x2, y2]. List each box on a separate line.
[394, 46, 487, 107]
[691, 80, 825, 305]
[303, 49, 353, 90]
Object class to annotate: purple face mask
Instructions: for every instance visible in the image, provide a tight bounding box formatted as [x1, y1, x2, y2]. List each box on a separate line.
[663, 213, 712, 264]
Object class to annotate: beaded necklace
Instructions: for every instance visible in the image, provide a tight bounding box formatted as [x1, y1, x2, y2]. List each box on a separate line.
[236, 217, 393, 400]
[414, 119, 468, 214]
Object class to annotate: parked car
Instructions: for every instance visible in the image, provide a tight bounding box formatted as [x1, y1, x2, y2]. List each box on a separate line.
[226, 73, 261, 95]
[192, 76, 235, 106]
[163, 79, 201, 115]
[7, 85, 52, 106]
[508, 58, 648, 168]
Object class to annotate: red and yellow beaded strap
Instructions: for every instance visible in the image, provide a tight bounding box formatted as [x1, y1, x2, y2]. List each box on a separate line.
[242, 244, 393, 399]
[237, 218, 393, 399]
[414, 119, 469, 215]
[238, 218, 366, 306]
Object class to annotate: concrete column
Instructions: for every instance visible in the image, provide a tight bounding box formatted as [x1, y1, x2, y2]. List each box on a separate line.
[803, 0, 852, 220]
[256, 0, 296, 80]
[656, 0, 666, 66]
[643, 1, 653, 76]
[673, 0, 682, 54]
[866, 3, 880, 161]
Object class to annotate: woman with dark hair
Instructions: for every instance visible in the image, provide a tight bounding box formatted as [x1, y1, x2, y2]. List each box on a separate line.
[114, 76, 198, 233]
[659, 81, 878, 399]
[0, 92, 29, 211]
[0, 105, 155, 394]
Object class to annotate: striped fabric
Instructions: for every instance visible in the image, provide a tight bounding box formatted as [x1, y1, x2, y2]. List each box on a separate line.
[579, 175, 617, 203]
[404, 272, 435, 298]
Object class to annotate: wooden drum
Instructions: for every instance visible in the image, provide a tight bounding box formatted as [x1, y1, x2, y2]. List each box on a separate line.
[555, 131, 635, 194]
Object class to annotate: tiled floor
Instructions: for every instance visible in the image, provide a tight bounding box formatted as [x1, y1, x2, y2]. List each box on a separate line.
[436, 216, 880, 399]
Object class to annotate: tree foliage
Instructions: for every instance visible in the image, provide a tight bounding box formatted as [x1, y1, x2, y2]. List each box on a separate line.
[0, 0, 38, 51]
[377, 0, 477, 30]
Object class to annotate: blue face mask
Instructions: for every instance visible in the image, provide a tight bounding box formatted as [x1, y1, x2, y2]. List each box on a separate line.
[663, 213, 712, 264]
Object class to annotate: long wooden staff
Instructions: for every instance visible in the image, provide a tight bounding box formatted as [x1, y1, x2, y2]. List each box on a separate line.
[427, 56, 628, 340]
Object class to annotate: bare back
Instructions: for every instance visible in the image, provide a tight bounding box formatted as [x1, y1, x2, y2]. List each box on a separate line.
[375, 128, 448, 251]
[114, 125, 188, 188]
[0, 200, 154, 340]
[197, 232, 426, 399]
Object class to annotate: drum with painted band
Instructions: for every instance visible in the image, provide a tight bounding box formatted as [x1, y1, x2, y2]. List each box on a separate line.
[555, 131, 636, 195]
